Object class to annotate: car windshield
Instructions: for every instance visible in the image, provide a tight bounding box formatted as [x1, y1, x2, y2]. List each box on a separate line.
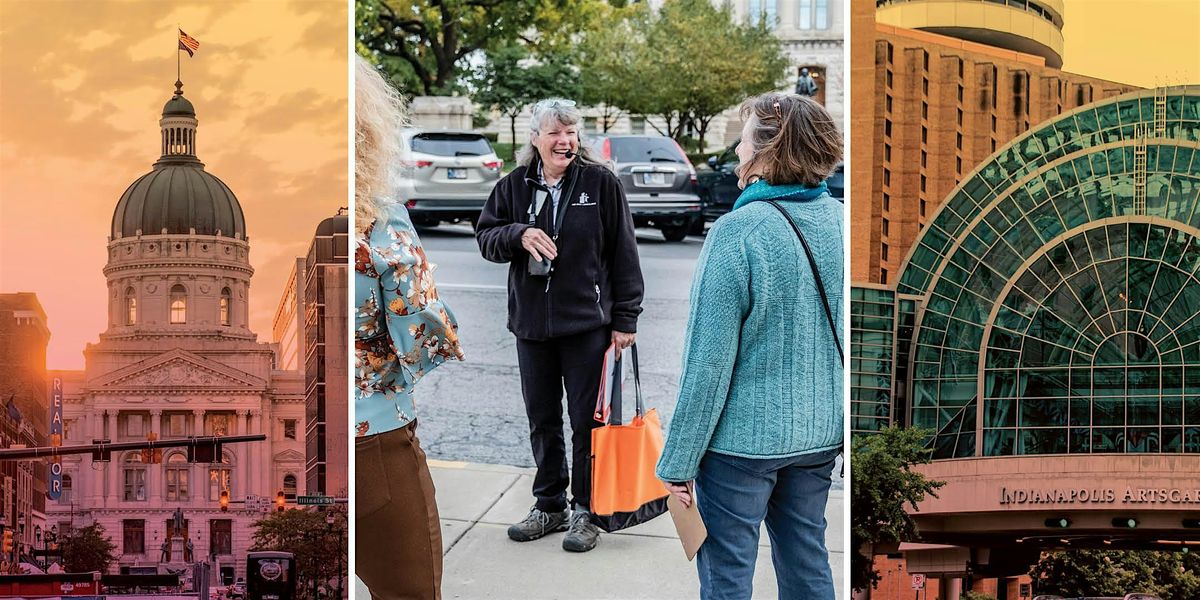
[608, 137, 685, 164]
[410, 133, 493, 157]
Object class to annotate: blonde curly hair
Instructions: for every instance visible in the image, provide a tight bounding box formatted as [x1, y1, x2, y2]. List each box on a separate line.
[355, 55, 408, 233]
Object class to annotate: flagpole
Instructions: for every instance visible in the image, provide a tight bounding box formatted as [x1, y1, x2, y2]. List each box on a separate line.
[176, 25, 181, 84]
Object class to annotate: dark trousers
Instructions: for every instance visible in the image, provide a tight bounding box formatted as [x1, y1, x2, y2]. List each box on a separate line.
[356, 421, 442, 600]
[515, 326, 610, 512]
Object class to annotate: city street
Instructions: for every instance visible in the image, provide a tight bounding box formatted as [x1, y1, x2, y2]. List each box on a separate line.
[409, 223, 844, 491]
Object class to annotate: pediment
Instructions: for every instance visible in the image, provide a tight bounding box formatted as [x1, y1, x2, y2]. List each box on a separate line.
[274, 449, 305, 462]
[91, 348, 265, 391]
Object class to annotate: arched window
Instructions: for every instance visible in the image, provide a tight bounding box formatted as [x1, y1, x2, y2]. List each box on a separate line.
[62, 474, 73, 503]
[219, 288, 231, 326]
[123, 453, 147, 501]
[283, 474, 297, 500]
[165, 452, 189, 502]
[125, 287, 137, 325]
[208, 451, 233, 501]
[169, 285, 187, 324]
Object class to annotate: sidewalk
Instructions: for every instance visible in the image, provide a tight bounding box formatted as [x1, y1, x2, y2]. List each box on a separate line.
[355, 459, 846, 600]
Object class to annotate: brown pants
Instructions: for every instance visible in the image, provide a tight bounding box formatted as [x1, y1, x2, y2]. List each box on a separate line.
[356, 421, 442, 600]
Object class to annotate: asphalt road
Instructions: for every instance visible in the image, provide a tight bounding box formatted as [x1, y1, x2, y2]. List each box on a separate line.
[407, 223, 844, 488]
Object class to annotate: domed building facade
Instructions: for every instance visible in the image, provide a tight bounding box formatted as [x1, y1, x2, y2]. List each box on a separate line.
[48, 83, 306, 584]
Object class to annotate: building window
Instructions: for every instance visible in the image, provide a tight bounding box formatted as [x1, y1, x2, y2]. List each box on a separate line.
[957, 109, 963, 126]
[921, 150, 928, 167]
[748, 0, 777, 27]
[883, 169, 891, 186]
[882, 218, 890, 237]
[125, 287, 137, 325]
[210, 520, 233, 556]
[206, 414, 231, 437]
[992, 139, 998, 152]
[958, 85, 964, 102]
[921, 127, 928, 143]
[884, 120, 892, 138]
[957, 157, 963, 173]
[629, 116, 645, 134]
[922, 102, 928, 120]
[922, 78, 929, 96]
[209, 453, 233, 501]
[920, 199, 927, 216]
[798, 0, 812, 28]
[882, 193, 890, 212]
[920, 175, 927, 192]
[991, 115, 998, 132]
[814, 0, 828, 29]
[922, 51, 929, 72]
[284, 474, 298, 500]
[956, 133, 963, 150]
[958, 58, 964, 78]
[124, 454, 147, 502]
[886, 70, 893, 88]
[123, 519, 145, 555]
[169, 284, 187, 324]
[885, 96, 892, 113]
[880, 268, 888, 284]
[166, 453, 189, 502]
[883, 145, 892, 163]
[219, 288, 231, 326]
[283, 419, 297, 440]
[882, 244, 889, 261]
[62, 475, 73, 503]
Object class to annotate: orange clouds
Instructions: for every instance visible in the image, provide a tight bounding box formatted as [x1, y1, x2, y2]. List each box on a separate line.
[0, 0, 348, 369]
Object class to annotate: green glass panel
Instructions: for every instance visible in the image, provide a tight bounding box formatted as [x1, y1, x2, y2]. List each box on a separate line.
[986, 349, 1020, 369]
[1146, 224, 1169, 260]
[1126, 427, 1159, 453]
[1070, 398, 1091, 425]
[1092, 428, 1123, 452]
[1020, 429, 1067, 455]
[984, 428, 1016, 456]
[1093, 397, 1126, 425]
[1128, 397, 1161, 426]
[1187, 427, 1200, 453]
[1024, 370, 1070, 398]
[1186, 396, 1200, 425]
[1162, 427, 1183, 452]
[1163, 396, 1183, 425]
[1020, 398, 1068, 427]
[1027, 200, 1066, 244]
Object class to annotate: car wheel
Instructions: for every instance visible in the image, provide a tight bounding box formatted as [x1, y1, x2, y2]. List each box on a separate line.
[661, 225, 689, 242]
[688, 218, 705, 236]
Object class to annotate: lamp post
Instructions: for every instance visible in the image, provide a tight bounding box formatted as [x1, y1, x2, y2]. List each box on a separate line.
[46, 525, 57, 571]
[324, 512, 343, 600]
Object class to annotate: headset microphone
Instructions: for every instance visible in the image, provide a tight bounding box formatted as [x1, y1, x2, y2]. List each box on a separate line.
[555, 149, 578, 158]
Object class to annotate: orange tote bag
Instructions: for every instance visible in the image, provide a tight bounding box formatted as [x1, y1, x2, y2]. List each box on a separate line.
[590, 343, 669, 533]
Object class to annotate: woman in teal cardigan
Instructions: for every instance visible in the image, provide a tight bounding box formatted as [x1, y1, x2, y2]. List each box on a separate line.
[656, 92, 844, 600]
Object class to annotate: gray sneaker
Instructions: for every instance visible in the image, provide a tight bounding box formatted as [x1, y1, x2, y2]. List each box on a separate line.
[562, 509, 601, 552]
[507, 506, 569, 542]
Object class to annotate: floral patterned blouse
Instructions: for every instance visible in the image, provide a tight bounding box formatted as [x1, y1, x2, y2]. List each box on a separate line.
[355, 202, 464, 437]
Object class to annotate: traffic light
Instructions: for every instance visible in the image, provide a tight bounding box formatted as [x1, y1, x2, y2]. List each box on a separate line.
[2, 530, 12, 555]
[91, 439, 112, 462]
[276, 490, 286, 513]
[220, 490, 230, 512]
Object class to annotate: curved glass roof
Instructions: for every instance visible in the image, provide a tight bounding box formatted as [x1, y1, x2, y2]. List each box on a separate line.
[891, 86, 1200, 457]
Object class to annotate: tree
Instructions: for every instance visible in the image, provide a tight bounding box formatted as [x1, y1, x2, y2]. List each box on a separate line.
[59, 524, 117, 574]
[472, 44, 581, 160]
[850, 426, 945, 593]
[575, 4, 650, 133]
[357, 0, 614, 96]
[1030, 549, 1200, 600]
[251, 508, 347, 600]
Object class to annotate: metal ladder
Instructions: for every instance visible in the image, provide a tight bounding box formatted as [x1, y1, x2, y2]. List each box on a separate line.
[1133, 123, 1147, 215]
[1154, 87, 1168, 137]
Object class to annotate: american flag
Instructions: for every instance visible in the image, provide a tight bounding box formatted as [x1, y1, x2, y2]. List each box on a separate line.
[178, 29, 200, 57]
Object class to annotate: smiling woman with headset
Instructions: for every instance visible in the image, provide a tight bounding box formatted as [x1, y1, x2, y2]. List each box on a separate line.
[475, 98, 645, 553]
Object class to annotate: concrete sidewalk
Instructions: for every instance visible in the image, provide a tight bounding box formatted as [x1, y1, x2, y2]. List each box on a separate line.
[355, 459, 845, 600]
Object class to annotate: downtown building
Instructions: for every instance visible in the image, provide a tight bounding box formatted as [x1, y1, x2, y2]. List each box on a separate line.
[850, 1, 1200, 599]
[0, 293, 50, 565]
[271, 212, 349, 498]
[47, 82, 306, 584]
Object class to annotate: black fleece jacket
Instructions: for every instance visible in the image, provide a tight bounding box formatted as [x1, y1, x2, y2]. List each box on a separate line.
[476, 156, 644, 341]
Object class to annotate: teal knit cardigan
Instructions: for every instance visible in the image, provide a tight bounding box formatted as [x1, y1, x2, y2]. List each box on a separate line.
[655, 180, 845, 482]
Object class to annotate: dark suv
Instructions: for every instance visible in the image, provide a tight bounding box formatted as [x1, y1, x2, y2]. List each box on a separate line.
[591, 135, 703, 242]
[698, 141, 844, 222]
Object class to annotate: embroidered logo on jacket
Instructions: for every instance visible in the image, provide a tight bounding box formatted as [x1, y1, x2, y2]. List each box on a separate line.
[573, 192, 595, 206]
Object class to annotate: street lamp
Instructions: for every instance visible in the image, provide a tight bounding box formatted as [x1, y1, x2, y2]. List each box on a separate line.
[46, 526, 58, 571]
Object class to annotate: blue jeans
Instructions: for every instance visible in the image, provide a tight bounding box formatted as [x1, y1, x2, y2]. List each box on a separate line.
[694, 448, 839, 600]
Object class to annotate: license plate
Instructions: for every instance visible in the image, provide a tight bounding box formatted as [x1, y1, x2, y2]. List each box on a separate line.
[446, 168, 467, 180]
[643, 172, 667, 185]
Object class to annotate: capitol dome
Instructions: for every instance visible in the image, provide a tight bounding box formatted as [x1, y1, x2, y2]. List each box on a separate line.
[110, 81, 245, 239]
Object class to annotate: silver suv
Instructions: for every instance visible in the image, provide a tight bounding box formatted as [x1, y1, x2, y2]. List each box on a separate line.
[591, 134, 703, 242]
[397, 129, 504, 227]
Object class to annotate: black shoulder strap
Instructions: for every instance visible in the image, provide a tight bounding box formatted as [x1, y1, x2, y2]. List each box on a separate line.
[767, 200, 844, 366]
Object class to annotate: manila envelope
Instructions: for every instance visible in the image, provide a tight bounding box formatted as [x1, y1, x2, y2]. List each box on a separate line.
[666, 482, 707, 561]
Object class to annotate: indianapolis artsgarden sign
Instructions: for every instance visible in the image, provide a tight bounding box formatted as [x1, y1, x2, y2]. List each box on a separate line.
[1000, 486, 1200, 505]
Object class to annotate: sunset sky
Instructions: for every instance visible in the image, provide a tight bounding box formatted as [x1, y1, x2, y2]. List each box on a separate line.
[1061, 0, 1199, 87]
[0, 0, 348, 369]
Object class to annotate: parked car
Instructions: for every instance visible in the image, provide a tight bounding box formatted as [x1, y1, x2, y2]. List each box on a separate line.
[225, 580, 246, 600]
[590, 134, 703, 242]
[697, 140, 844, 222]
[396, 129, 504, 228]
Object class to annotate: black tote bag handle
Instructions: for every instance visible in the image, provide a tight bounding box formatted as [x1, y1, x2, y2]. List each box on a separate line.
[606, 343, 644, 426]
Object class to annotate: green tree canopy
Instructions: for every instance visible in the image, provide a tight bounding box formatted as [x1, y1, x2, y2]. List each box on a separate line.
[850, 426, 945, 592]
[251, 508, 347, 600]
[471, 43, 581, 160]
[1031, 549, 1200, 600]
[59, 524, 117, 574]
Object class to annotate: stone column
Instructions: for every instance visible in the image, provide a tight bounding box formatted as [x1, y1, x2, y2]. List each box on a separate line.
[106, 410, 118, 506]
[236, 410, 248, 499]
[149, 409, 163, 502]
[250, 409, 264, 497]
[193, 409, 205, 510]
[87, 409, 101, 503]
[942, 576, 962, 600]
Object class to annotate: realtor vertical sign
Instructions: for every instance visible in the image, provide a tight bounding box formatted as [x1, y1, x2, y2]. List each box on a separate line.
[48, 377, 63, 500]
